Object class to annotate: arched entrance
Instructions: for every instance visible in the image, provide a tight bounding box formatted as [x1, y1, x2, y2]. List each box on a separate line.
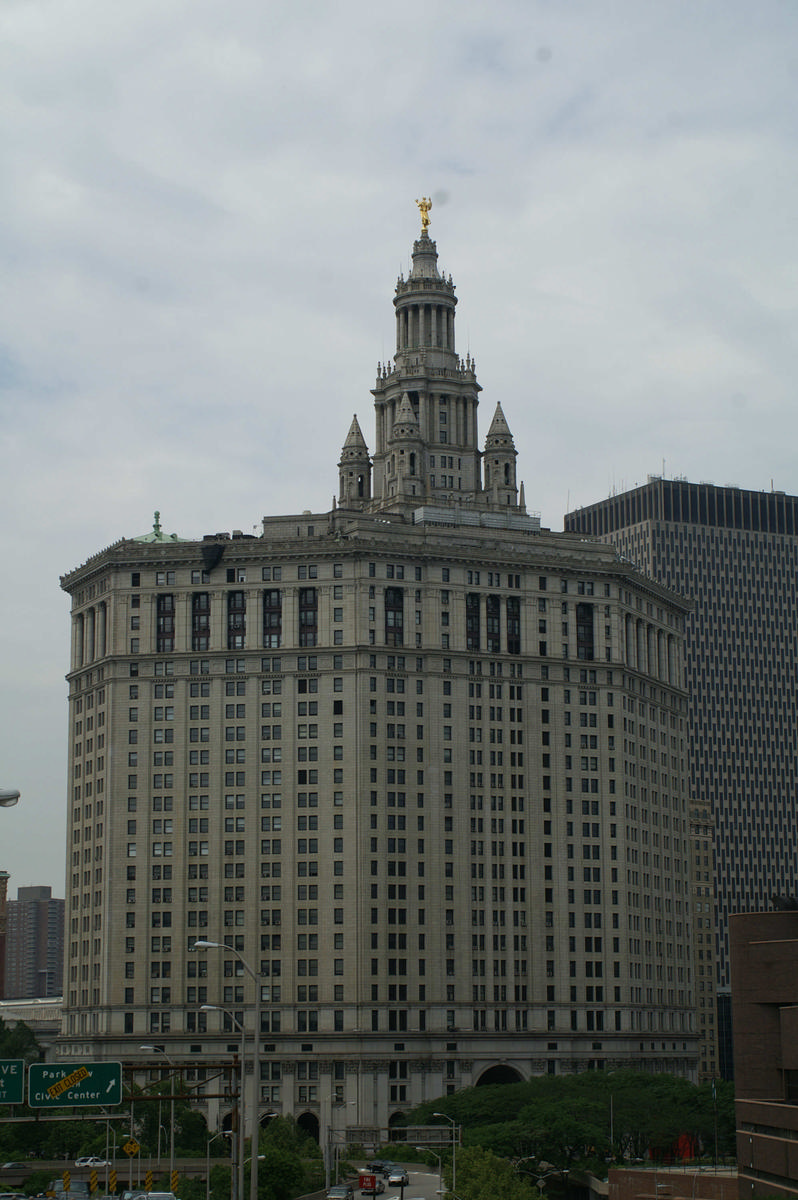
[297, 1110, 320, 1142]
[476, 1064, 524, 1086]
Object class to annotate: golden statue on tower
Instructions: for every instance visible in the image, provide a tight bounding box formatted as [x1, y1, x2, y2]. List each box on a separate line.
[416, 196, 432, 232]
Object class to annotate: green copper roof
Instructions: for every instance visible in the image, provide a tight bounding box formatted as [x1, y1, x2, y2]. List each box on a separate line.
[133, 511, 189, 543]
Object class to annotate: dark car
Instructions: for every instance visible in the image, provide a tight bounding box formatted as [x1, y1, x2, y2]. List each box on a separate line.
[327, 1187, 354, 1200]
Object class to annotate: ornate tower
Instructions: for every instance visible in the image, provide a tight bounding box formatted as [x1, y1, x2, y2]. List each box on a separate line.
[338, 414, 372, 508]
[369, 202, 483, 514]
[481, 401, 522, 510]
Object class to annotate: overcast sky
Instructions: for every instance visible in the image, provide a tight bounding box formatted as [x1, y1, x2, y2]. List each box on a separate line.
[2, 0, 797, 894]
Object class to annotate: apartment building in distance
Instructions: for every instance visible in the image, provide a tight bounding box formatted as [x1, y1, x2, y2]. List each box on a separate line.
[3, 885, 65, 1000]
[58, 211, 698, 1134]
[565, 478, 798, 1080]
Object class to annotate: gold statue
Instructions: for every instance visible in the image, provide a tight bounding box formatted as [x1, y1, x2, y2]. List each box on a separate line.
[416, 196, 432, 232]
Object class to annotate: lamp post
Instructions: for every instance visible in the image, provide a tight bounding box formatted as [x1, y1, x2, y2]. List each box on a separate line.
[201, 1003, 247, 1200]
[140, 1045, 176, 1188]
[193, 940, 262, 1200]
[0, 789, 20, 808]
[433, 1113, 457, 1199]
[416, 1147, 442, 1199]
[206, 1131, 225, 1200]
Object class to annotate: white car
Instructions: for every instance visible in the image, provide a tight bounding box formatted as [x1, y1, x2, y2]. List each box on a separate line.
[75, 1158, 110, 1168]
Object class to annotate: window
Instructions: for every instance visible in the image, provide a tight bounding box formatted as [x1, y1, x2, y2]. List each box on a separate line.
[192, 593, 211, 651]
[385, 588, 404, 647]
[263, 589, 282, 648]
[227, 592, 246, 650]
[156, 594, 175, 653]
[298, 589, 318, 647]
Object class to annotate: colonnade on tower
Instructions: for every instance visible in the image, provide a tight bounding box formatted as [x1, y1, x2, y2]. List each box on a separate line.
[338, 208, 525, 518]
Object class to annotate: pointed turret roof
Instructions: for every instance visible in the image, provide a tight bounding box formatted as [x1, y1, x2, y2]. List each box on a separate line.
[342, 414, 368, 453]
[484, 402, 516, 449]
[391, 392, 421, 440]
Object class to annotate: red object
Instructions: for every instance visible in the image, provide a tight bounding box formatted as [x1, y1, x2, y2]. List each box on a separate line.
[360, 1176, 377, 1192]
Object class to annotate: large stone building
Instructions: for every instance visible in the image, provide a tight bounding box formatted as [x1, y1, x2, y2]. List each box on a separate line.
[565, 478, 798, 1080]
[58, 212, 698, 1135]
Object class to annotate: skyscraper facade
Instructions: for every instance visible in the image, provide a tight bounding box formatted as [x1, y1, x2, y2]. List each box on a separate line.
[58, 216, 698, 1133]
[565, 477, 798, 1080]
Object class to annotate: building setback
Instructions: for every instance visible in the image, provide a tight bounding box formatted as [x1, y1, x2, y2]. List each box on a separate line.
[565, 478, 798, 1081]
[58, 214, 698, 1135]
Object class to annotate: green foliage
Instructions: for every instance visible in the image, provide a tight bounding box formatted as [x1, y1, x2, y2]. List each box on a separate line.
[402, 1071, 736, 1170]
[449, 1146, 542, 1200]
[17, 1169, 52, 1195]
[0, 1016, 41, 1062]
[253, 1114, 324, 1200]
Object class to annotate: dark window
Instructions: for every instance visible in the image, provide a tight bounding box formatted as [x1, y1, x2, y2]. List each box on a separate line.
[156, 594, 175, 653]
[576, 603, 594, 661]
[263, 589, 282, 648]
[486, 595, 500, 653]
[192, 592, 211, 651]
[298, 589, 318, 648]
[227, 591, 246, 650]
[506, 596, 520, 655]
[385, 588, 404, 647]
[466, 593, 480, 651]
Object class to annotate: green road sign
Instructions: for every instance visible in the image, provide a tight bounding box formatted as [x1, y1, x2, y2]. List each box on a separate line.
[0, 1059, 25, 1103]
[28, 1061, 123, 1108]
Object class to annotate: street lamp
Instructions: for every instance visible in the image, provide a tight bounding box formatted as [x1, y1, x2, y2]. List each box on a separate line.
[206, 1130, 225, 1200]
[193, 940, 262, 1200]
[0, 789, 20, 808]
[201, 1003, 246, 1200]
[416, 1147, 442, 1199]
[433, 1113, 457, 1199]
[140, 1045, 176, 1188]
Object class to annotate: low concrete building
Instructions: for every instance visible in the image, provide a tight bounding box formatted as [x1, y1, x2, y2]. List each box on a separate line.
[730, 909, 798, 1199]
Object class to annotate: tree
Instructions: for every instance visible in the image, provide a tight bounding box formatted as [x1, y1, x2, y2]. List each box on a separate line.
[449, 1146, 542, 1200]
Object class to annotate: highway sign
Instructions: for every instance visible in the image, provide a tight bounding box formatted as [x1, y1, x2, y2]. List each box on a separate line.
[0, 1059, 25, 1104]
[28, 1062, 123, 1108]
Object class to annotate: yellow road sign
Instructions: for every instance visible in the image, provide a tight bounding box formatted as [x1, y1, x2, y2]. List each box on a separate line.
[123, 1139, 140, 1157]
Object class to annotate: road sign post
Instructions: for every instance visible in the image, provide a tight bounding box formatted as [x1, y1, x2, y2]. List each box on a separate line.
[28, 1062, 123, 1108]
[0, 1059, 25, 1104]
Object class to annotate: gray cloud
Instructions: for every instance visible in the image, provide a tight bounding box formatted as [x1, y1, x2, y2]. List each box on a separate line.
[1, 0, 797, 887]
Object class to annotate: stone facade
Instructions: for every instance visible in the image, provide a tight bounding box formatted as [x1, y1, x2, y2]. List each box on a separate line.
[58, 216, 698, 1136]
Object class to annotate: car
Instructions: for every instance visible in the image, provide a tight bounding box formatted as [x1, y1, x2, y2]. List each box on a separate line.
[361, 1180, 385, 1194]
[1, 1165, 28, 1172]
[327, 1187, 355, 1200]
[75, 1159, 110, 1169]
[387, 1172, 409, 1188]
[379, 1165, 398, 1178]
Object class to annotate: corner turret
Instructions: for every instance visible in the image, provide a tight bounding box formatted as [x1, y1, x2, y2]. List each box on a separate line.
[338, 414, 372, 508]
